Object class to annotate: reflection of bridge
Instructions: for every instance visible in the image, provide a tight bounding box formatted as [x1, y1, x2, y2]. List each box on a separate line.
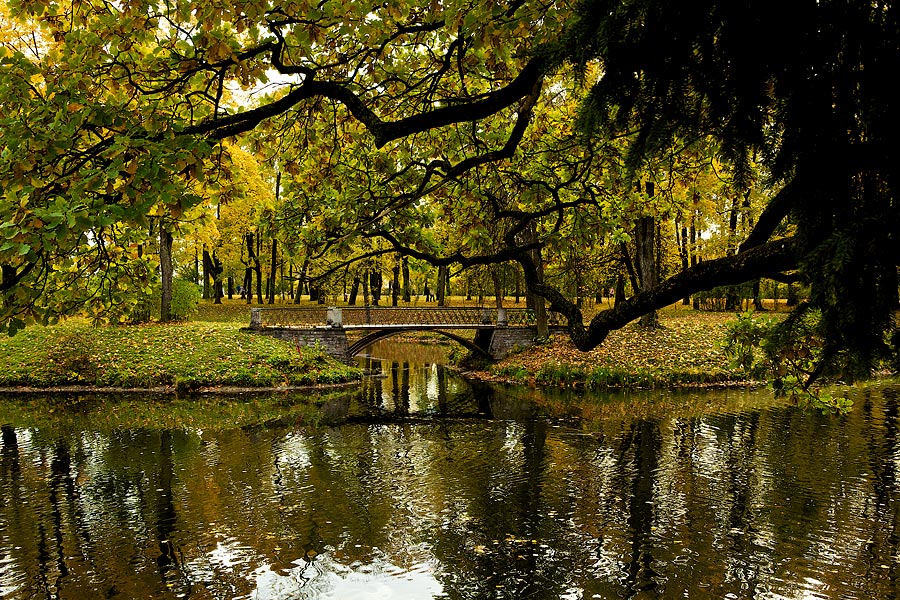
[247, 307, 566, 361]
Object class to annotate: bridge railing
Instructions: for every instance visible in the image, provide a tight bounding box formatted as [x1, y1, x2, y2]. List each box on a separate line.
[249, 306, 566, 328]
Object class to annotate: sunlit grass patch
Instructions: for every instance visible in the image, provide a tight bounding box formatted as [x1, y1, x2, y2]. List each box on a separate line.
[0, 320, 360, 390]
[487, 309, 765, 389]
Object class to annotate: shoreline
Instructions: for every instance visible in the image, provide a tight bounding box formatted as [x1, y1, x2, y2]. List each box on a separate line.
[0, 380, 362, 396]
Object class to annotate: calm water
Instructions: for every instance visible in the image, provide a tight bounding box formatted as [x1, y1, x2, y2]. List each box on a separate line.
[1, 342, 900, 599]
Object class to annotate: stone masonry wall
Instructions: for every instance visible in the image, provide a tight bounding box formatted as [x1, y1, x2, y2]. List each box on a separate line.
[487, 327, 537, 360]
[249, 327, 350, 362]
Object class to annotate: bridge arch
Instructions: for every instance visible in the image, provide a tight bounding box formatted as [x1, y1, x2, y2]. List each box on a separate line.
[347, 327, 492, 359]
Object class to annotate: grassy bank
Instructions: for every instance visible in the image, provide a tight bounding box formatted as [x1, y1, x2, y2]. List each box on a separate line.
[0, 319, 360, 392]
[476, 306, 759, 389]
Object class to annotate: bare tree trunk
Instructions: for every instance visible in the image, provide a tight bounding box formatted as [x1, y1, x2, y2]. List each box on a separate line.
[348, 273, 360, 305]
[401, 257, 411, 302]
[392, 259, 400, 307]
[267, 238, 277, 304]
[677, 220, 690, 305]
[635, 206, 659, 327]
[159, 227, 174, 322]
[523, 224, 549, 337]
[436, 265, 447, 306]
[294, 259, 308, 304]
[370, 269, 382, 306]
[202, 249, 211, 300]
[725, 197, 741, 310]
[690, 212, 700, 310]
[254, 232, 263, 304]
[492, 266, 503, 309]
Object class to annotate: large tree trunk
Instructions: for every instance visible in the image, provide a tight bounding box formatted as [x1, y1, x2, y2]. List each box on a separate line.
[401, 257, 411, 302]
[202, 248, 223, 304]
[523, 225, 549, 337]
[615, 273, 626, 306]
[294, 259, 308, 304]
[620, 242, 641, 295]
[635, 213, 658, 327]
[370, 269, 382, 306]
[348, 274, 360, 305]
[492, 266, 503, 309]
[159, 227, 174, 322]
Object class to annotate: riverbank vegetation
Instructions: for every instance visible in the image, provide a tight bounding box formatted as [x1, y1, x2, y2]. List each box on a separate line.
[1, 0, 897, 401]
[0, 318, 360, 392]
[477, 307, 751, 388]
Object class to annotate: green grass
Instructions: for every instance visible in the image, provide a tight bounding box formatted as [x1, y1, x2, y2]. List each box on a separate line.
[0, 319, 361, 391]
[486, 306, 761, 389]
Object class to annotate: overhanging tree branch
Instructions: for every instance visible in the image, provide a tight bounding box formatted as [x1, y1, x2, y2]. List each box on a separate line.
[180, 55, 548, 146]
[519, 237, 799, 351]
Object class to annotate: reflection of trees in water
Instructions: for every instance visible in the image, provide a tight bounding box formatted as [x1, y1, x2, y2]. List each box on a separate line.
[622, 419, 661, 597]
[6, 386, 900, 599]
[861, 388, 900, 598]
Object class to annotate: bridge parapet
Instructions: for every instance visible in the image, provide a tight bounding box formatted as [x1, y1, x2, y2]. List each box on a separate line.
[249, 306, 565, 329]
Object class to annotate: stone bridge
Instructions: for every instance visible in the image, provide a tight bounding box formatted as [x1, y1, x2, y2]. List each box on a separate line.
[246, 306, 565, 361]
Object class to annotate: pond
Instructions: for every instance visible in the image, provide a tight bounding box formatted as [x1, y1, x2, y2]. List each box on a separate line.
[1, 341, 899, 599]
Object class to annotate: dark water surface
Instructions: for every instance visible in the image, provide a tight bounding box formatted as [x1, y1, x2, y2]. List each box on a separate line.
[2, 342, 900, 599]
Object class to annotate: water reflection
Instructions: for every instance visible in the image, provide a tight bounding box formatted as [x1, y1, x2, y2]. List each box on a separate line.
[1, 346, 900, 599]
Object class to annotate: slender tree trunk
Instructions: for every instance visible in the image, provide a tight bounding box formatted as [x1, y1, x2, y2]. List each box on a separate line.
[202, 248, 211, 300]
[159, 227, 174, 322]
[254, 232, 263, 304]
[678, 221, 690, 305]
[725, 197, 741, 310]
[690, 212, 700, 310]
[243, 267, 252, 304]
[288, 264, 294, 299]
[392, 260, 400, 307]
[227, 276, 234, 299]
[436, 265, 447, 306]
[194, 247, 200, 290]
[267, 238, 277, 304]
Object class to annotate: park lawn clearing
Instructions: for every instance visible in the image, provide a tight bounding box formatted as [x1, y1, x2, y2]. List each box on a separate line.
[483, 308, 765, 389]
[0, 319, 361, 391]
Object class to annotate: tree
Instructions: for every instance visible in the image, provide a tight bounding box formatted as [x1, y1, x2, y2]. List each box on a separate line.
[1, 0, 897, 385]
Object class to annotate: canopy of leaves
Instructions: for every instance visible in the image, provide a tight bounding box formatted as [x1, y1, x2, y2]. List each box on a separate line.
[0, 0, 897, 386]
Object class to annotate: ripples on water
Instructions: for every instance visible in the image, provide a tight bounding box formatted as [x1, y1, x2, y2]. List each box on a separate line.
[1, 342, 900, 599]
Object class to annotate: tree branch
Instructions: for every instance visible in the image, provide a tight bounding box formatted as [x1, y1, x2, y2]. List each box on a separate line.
[524, 237, 799, 351]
